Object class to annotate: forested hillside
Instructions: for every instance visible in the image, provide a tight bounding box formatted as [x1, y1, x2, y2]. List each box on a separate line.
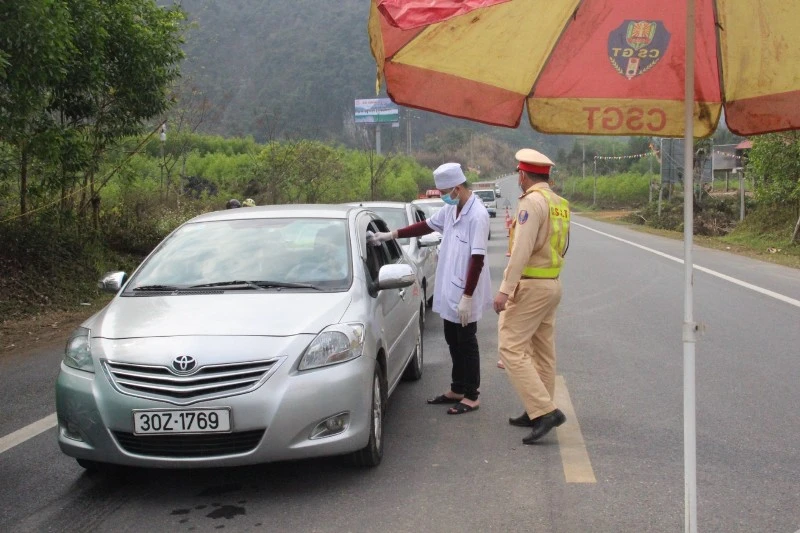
[177, 0, 564, 155]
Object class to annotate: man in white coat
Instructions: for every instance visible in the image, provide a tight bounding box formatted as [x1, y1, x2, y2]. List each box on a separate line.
[370, 162, 492, 415]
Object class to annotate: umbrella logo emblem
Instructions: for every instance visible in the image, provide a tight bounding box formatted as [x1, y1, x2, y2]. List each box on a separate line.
[608, 20, 671, 80]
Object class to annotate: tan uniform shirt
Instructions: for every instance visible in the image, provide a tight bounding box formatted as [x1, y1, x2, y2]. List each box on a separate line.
[499, 182, 561, 295]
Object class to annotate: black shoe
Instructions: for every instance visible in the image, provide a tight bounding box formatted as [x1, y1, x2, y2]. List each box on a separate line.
[522, 409, 566, 445]
[508, 411, 534, 427]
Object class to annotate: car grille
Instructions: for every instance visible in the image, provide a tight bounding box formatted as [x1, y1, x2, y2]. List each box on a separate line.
[113, 430, 265, 458]
[103, 359, 280, 405]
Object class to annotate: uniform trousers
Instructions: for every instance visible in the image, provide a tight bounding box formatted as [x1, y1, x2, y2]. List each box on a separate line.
[498, 278, 562, 420]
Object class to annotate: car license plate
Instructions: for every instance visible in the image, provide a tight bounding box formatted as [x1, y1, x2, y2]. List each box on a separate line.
[132, 408, 231, 435]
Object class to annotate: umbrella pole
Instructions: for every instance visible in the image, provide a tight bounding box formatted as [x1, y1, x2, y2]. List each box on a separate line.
[683, 1, 698, 532]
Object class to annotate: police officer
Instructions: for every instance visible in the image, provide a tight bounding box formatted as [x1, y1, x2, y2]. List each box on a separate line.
[370, 162, 492, 415]
[493, 148, 570, 444]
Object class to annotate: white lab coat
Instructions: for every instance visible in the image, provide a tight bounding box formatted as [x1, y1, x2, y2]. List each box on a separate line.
[426, 193, 492, 324]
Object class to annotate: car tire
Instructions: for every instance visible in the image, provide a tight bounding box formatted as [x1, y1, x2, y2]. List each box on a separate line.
[351, 364, 385, 467]
[402, 312, 424, 381]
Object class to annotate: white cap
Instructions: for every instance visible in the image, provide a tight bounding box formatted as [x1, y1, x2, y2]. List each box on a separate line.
[433, 162, 467, 189]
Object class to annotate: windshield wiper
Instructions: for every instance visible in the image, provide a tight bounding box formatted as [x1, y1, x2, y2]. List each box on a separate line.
[188, 280, 264, 290]
[250, 280, 322, 290]
[132, 284, 183, 292]
[187, 280, 321, 291]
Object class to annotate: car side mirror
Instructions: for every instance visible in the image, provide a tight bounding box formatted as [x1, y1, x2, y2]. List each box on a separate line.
[376, 264, 415, 291]
[98, 271, 127, 293]
[419, 234, 440, 247]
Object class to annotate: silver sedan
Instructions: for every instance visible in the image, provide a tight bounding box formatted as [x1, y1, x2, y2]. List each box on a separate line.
[56, 205, 424, 470]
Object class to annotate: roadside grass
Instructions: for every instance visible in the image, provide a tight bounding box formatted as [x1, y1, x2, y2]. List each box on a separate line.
[576, 207, 800, 269]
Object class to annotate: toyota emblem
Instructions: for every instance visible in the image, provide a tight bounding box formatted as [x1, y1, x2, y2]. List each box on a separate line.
[172, 355, 196, 373]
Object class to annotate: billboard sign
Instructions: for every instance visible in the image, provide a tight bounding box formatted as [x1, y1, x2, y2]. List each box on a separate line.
[355, 98, 399, 124]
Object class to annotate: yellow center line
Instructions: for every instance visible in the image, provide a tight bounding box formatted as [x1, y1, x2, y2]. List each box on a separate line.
[554, 375, 596, 483]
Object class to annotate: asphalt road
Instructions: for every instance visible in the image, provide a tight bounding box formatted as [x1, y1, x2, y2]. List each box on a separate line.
[1, 178, 799, 532]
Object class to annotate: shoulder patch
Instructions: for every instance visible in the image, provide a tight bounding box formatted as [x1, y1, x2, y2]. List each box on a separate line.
[518, 210, 529, 224]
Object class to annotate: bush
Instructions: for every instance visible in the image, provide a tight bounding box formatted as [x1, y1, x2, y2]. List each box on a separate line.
[623, 194, 757, 236]
[0, 217, 139, 319]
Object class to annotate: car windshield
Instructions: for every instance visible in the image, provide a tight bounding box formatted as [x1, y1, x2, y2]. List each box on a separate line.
[415, 201, 444, 219]
[127, 218, 352, 292]
[474, 190, 495, 201]
[367, 207, 410, 245]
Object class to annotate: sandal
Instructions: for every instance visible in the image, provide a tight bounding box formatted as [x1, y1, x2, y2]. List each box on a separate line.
[427, 394, 463, 405]
[447, 402, 480, 415]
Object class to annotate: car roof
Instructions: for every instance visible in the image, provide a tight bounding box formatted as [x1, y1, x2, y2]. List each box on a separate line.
[411, 198, 444, 204]
[188, 204, 359, 223]
[346, 201, 409, 209]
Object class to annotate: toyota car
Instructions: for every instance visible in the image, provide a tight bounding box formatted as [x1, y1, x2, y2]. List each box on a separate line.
[56, 205, 424, 470]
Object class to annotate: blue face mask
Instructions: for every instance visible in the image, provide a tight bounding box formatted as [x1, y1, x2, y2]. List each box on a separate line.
[441, 188, 459, 205]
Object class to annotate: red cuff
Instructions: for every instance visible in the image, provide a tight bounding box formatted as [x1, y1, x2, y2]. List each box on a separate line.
[396, 220, 434, 239]
[463, 254, 485, 296]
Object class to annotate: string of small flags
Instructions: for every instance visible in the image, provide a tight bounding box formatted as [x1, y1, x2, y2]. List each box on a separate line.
[713, 149, 744, 161]
[594, 151, 658, 161]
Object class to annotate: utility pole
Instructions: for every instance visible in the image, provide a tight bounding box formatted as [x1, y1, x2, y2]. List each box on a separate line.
[582, 138, 586, 180]
[160, 122, 166, 200]
[375, 124, 381, 156]
[406, 113, 411, 154]
[739, 170, 745, 220]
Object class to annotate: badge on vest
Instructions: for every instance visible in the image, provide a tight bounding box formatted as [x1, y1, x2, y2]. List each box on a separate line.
[518, 210, 529, 224]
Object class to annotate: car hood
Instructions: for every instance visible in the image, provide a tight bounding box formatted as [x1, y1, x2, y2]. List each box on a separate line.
[87, 292, 352, 339]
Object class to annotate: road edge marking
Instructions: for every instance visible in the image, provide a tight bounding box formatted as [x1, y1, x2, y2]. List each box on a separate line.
[573, 221, 800, 309]
[0, 413, 57, 455]
[554, 375, 596, 483]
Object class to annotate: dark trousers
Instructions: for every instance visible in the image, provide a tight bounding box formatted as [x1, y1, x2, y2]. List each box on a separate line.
[443, 319, 480, 401]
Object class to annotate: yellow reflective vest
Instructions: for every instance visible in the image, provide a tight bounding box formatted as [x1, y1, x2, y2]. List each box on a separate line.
[508, 188, 570, 279]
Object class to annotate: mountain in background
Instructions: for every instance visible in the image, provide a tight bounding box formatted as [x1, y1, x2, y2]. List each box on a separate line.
[177, 0, 565, 156]
[176, 1, 740, 167]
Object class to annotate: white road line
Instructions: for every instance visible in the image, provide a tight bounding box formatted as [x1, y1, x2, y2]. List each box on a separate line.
[573, 222, 800, 309]
[0, 413, 57, 455]
[554, 375, 596, 483]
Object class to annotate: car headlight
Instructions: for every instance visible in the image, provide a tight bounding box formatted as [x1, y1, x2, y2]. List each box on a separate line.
[64, 327, 94, 373]
[299, 323, 365, 371]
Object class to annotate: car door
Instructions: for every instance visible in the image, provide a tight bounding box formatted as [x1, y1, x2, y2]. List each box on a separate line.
[365, 220, 411, 389]
[413, 206, 436, 295]
[381, 235, 418, 386]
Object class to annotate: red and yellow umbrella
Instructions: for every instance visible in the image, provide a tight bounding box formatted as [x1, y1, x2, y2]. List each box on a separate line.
[369, 2, 800, 532]
[370, 0, 800, 137]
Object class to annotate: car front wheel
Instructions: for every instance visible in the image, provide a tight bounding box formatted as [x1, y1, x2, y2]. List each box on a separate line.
[351, 364, 385, 467]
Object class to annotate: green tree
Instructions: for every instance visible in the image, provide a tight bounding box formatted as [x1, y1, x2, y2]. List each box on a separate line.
[747, 133, 800, 243]
[0, 0, 74, 217]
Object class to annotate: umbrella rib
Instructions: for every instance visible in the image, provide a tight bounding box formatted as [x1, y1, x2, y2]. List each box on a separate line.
[711, 0, 728, 125]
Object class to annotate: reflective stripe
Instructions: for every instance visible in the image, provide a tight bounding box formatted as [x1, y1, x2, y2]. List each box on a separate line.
[523, 189, 569, 279]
